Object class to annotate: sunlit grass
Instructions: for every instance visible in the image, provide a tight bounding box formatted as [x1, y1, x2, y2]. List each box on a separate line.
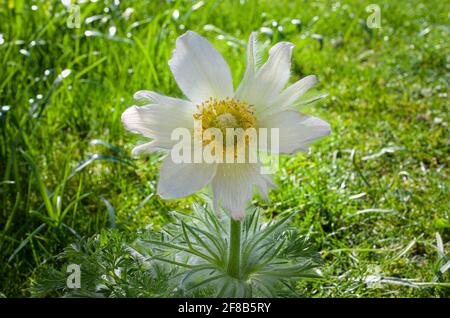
[0, 0, 448, 297]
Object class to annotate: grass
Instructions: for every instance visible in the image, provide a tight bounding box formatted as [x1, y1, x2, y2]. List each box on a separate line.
[0, 0, 449, 297]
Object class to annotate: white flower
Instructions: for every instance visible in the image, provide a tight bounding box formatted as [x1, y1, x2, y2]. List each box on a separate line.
[122, 31, 331, 220]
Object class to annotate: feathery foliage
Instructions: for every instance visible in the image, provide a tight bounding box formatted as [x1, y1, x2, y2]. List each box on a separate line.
[32, 204, 321, 297]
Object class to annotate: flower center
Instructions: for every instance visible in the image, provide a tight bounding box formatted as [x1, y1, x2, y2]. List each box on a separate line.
[193, 98, 257, 161]
[193, 97, 256, 135]
[214, 113, 239, 129]
[193, 98, 257, 163]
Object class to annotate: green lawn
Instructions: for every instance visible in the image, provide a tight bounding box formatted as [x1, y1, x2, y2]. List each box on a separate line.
[0, 0, 449, 297]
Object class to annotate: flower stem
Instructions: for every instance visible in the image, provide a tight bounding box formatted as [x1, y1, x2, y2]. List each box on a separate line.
[227, 219, 241, 278]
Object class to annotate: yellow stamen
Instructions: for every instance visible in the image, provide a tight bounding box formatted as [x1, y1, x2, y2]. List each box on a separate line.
[193, 97, 257, 161]
[193, 97, 256, 134]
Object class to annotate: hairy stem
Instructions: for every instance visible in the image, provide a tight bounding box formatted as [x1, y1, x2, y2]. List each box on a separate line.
[227, 219, 241, 278]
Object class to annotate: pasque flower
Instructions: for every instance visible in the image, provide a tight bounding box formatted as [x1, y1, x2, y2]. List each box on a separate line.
[122, 31, 330, 220]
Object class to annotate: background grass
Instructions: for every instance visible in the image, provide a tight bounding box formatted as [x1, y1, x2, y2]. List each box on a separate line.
[0, 0, 449, 297]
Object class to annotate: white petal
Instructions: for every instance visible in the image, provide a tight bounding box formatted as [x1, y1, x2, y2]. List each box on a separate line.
[133, 90, 192, 106]
[259, 110, 331, 154]
[121, 94, 195, 149]
[157, 155, 217, 199]
[212, 163, 274, 220]
[131, 140, 171, 156]
[260, 75, 317, 117]
[169, 31, 234, 103]
[236, 41, 294, 115]
[235, 32, 261, 93]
